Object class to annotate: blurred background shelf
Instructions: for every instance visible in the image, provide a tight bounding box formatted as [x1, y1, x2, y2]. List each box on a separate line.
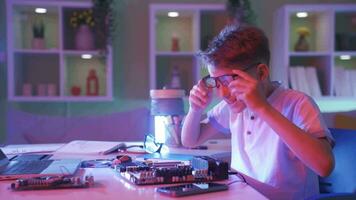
[6, 0, 112, 101]
[272, 4, 356, 100]
[149, 3, 227, 95]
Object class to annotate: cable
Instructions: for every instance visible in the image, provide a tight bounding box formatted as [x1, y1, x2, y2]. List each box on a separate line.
[227, 171, 247, 186]
[236, 172, 247, 183]
[227, 180, 244, 185]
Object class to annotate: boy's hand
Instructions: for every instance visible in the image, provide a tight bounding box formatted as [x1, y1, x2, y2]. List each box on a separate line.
[188, 80, 212, 112]
[228, 69, 269, 113]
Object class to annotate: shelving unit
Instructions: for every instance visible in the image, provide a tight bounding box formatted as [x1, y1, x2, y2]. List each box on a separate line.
[149, 4, 227, 95]
[6, 0, 112, 101]
[272, 4, 356, 104]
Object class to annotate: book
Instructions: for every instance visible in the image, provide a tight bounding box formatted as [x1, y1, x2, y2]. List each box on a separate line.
[334, 66, 353, 96]
[305, 66, 322, 97]
[350, 70, 356, 97]
[289, 67, 299, 91]
[295, 66, 311, 96]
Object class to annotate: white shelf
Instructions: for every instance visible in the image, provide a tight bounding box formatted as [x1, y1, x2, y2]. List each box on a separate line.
[14, 49, 60, 54]
[9, 96, 112, 102]
[63, 50, 103, 57]
[6, 0, 113, 101]
[288, 51, 330, 57]
[156, 51, 196, 56]
[272, 4, 356, 101]
[315, 97, 356, 113]
[333, 51, 356, 56]
[150, 3, 226, 94]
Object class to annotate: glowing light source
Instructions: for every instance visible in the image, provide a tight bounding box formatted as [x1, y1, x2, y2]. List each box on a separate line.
[35, 8, 47, 14]
[154, 116, 166, 144]
[81, 54, 93, 59]
[340, 55, 351, 60]
[296, 12, 308, 18]
[168, 12, 179, 18]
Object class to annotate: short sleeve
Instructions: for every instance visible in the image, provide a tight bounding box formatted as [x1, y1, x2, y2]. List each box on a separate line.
[206, 101, 231, 134]
[293, 95, 335, 147]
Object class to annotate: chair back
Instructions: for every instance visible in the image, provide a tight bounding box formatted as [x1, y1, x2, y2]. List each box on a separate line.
[319, 128, 356, 193]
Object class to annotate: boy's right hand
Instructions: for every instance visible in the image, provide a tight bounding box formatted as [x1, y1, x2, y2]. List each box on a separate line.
[188, 80, 212, 112]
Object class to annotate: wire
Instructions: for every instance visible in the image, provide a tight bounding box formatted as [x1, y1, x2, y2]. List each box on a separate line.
[227, 172, 247, 186]
[236, 172, 247, 183]
[227, 180, 244, 185]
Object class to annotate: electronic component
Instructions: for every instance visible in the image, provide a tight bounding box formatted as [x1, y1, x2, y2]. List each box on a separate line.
[10, 174, 94, 191]
[191, 156, 229, 180]
[156, 182, 228, 197]
[115, 156, 228, 185]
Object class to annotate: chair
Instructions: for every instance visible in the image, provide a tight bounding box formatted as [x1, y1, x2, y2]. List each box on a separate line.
[312, 128, 356, 200]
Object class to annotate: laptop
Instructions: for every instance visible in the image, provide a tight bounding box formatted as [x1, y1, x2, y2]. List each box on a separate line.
[0, 149, 82, 180]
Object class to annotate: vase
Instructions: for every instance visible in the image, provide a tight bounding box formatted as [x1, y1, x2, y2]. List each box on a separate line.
[294, 35, 309, 51]
[71, 86, 81, 96]
[75, 25, 94, 50]
[31, 38, 45, 49]
[22, 83, 32, 96]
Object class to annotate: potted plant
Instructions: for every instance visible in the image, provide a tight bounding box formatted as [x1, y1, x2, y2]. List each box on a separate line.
[226, 0, 257, 26]
[32, 18, 45, 49]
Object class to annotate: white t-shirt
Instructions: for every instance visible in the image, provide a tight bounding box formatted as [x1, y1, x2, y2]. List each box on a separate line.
[207, 83, 334, 200]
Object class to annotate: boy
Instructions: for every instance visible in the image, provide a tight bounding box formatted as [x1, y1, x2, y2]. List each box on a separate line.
[181, 25, 334, 200]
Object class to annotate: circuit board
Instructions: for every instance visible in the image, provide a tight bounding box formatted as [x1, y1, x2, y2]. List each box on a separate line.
[115, 156, 229, 185]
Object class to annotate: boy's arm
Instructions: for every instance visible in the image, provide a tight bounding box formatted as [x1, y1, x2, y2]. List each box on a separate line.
[181, 80, 220, 147]
[181, 110, 220, 148]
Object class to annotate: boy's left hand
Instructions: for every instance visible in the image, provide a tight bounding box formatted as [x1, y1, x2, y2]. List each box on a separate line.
[228, 69, 269, 113]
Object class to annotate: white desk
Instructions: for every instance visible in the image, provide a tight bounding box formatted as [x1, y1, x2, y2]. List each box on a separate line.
[0, 141, 268, 200]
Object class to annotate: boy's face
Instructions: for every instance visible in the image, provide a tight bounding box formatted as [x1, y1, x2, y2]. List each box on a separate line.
[206, 63, 259, 113]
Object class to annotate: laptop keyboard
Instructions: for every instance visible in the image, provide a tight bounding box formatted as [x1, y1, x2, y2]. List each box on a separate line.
[4, 160, 54, 175]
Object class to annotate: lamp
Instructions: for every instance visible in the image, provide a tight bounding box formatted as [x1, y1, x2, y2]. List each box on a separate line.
[150, 89, 185, 147]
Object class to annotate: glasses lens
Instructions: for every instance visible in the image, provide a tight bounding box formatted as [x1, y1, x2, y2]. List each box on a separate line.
[144, 134, 162, 153]
[203, 76, 216, 88]
[217, 75, 236, 86]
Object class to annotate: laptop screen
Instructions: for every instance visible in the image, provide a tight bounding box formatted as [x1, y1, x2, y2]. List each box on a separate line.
[0, 149, 10, 168]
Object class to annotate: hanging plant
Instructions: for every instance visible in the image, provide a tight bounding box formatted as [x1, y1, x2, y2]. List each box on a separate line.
[226, 0, 257, 26]
[92, 0, 115, 55]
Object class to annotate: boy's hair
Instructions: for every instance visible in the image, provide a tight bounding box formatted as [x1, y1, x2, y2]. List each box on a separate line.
[198, 25, 270, 69]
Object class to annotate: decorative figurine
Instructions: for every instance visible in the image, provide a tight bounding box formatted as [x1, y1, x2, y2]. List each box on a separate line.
[294, 27, 310, 52]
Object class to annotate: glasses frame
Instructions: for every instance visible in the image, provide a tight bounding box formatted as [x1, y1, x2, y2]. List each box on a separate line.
[144, 134, 164, 154]
[202, 62, 261, 88]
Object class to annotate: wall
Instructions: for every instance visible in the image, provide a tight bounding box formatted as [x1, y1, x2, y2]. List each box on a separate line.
[0, 0, 355, 143]
[0, 0, 6, 142]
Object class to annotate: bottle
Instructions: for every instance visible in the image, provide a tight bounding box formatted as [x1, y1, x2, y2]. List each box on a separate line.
[171, 33, 180, 51]
[170, 66, 181, 89]
[86, 69, 99, 96]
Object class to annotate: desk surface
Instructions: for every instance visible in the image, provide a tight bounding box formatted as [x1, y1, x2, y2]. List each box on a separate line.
[0, 141, 268, 200]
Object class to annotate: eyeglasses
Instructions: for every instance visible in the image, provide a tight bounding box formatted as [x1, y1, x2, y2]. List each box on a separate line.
[202, 62, 261, 88]
[144, 134, 164, 154]
[202, 74, 237, 88]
